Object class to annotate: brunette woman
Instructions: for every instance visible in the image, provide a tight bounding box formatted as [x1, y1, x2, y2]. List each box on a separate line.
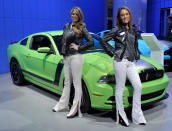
[101, 6, 147, 126]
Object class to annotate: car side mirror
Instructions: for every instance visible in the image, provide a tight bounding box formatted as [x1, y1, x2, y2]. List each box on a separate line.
[37, 47, 51, 53]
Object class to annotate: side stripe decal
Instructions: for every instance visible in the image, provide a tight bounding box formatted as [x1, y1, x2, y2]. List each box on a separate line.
[54, 59, 64, 85]
[22, 59, 64, 86]
[22, 70, 54, 84]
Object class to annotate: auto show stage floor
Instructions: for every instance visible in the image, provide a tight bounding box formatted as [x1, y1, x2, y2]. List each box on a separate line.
[0, 72, 172, 131]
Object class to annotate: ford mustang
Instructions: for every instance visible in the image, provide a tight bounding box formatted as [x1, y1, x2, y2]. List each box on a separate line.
[7, 31, 169, 112]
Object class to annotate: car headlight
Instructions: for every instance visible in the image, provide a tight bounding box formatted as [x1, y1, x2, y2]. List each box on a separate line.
[98, 75, 115, 83]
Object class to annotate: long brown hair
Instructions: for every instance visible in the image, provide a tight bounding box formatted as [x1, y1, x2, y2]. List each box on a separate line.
[70, 6, 85, 37]
[116, 6, 132, 29]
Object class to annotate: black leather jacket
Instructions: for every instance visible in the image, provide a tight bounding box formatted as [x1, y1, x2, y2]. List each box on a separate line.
[61, 23, 94, 56]
[101, 25, 140, 61]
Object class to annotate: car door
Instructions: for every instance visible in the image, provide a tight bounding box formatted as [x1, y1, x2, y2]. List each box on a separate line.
[24, 34, 63, 89]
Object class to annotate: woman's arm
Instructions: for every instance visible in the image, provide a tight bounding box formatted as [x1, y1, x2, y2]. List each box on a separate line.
[100, 26, 119, 57]
[78, 27, 94, 53]
[134, 32, 140, 60]
[102, 27, 118, 43]
[61, 24, 68, 55]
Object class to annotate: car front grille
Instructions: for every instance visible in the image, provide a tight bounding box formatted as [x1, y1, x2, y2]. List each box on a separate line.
[126, 68, 164, 85]
[139, 68, 164, 82]
[128, 89, 165, 104]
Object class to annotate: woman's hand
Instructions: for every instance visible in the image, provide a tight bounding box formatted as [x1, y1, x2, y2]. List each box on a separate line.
[114, 53, 118, 58]
[70, 43, 79, 50]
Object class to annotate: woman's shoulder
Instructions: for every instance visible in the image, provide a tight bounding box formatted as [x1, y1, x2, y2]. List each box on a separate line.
[130, 28, 136, 35]
[81, 23, 87, 31]
[81, 23, 86, 29]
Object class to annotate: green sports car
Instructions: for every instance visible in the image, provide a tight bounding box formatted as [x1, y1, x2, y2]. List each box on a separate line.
[7, 31, 169, 112]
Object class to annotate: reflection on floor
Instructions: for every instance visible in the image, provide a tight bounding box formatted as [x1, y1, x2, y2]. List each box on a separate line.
[0, 72, 172, 131]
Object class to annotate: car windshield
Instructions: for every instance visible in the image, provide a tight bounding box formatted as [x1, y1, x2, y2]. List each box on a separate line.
[52, 34, 105, 54]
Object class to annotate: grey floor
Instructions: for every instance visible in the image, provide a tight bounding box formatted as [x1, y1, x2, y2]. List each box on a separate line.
[0, 72, 172, 131]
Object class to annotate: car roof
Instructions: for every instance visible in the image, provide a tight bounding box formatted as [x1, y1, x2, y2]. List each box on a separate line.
[44, 30, 63, 36]
[32, 30, 63, 36]
[34, 30, 94, 36]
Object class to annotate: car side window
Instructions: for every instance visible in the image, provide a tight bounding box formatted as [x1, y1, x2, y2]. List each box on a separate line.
[30, 35, 52, 50]
[20, 38, 28, 46]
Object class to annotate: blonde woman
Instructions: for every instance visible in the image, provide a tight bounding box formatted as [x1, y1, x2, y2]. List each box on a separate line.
[52, 6, 93, 118]
[101, 6, 146, 126]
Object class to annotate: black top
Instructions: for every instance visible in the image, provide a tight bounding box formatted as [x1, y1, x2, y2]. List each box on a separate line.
[61, 23, 94, 56]
[101, 25, 140, 62]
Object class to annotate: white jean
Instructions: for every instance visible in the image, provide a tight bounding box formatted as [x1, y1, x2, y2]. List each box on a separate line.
[53, 54, 84, 117]
[113, 58, 146, 125]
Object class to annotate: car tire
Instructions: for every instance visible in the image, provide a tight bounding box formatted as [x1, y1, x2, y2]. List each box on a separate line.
[69, 81, 91, 113]
[10, 59, 25, 85]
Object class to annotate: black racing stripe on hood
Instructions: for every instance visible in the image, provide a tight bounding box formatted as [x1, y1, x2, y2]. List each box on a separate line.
[135, 59, 157, 71]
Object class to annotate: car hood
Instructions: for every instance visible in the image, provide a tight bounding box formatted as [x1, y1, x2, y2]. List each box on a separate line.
[83, 52, 163, 73]
[83, 52, 114, 73]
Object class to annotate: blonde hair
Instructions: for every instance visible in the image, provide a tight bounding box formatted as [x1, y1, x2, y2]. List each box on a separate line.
[70, 6, 85, 37]
[116, 6, 132, 30]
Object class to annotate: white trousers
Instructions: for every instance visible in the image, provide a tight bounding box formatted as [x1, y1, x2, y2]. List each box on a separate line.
[113, 59, 146, 125]
[54, 54, 84, 117]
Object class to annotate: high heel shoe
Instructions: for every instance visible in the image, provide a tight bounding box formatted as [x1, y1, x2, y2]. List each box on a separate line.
[66, 102, 83, 118]
[133, 121, 146, 125]
[139, 123, 146, 125]
[52, 104, 69, 112]
[52, 106, 60, 112]
[132, 119, 146, 125]
[119, 114, 129, 127]
[66, 109, 83, 118]
[132, 115, 147, 125]
[52, 108, 57, 112]
[67, 112, 78, 118]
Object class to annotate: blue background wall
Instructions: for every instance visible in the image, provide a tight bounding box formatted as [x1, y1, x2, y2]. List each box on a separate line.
[147, 0, 172, 37]
[113, 0, 147, 32]
[0, 0, 107, 74]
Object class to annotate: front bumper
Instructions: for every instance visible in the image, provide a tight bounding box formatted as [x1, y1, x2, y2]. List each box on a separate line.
[90, 74, 169, 110]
